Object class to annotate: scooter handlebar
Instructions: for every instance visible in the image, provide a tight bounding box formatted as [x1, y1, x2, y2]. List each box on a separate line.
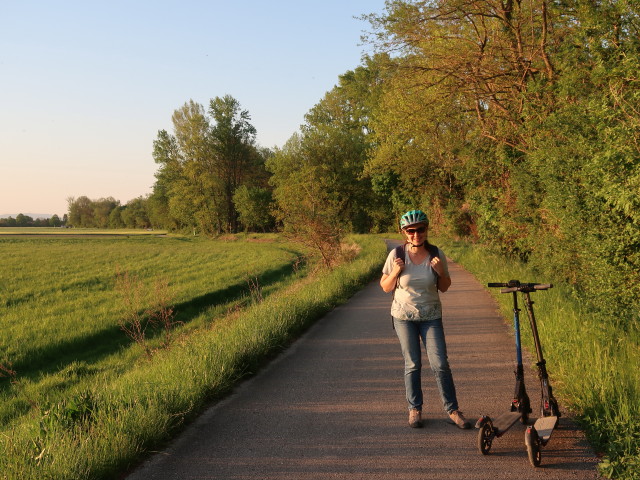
[488, 281, 553, 292]
[499, 283, 553, 293]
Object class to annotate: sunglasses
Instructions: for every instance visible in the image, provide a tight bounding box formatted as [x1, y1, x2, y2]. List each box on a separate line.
[404, 226, 426, 234]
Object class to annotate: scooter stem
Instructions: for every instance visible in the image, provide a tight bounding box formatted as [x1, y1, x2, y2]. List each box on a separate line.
[513, 292, 523, 366]
[523, 292, 545, 366]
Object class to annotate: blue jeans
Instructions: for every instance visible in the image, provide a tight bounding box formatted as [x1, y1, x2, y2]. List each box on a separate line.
[393, 317, 459, 414]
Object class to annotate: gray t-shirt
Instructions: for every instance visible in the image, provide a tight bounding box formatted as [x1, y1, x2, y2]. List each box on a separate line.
[382, 245, 449, 321]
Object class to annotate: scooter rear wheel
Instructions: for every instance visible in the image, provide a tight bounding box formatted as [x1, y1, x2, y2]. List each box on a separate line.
[525, 427, 542, 467]
[478, 422, 493, 455]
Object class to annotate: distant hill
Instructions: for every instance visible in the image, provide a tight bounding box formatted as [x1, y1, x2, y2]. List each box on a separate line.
[0, 213, 56, 219]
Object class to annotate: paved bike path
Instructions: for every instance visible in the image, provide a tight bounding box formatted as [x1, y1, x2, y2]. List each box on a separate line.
[127, 250, 601, 480]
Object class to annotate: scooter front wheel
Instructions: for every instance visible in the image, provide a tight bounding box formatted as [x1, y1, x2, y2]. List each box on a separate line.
[478, 422, 494, 455]
[525, 426, 542, 467]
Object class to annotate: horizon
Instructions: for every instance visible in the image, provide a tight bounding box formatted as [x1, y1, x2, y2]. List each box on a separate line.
[1, 213, 60, 219]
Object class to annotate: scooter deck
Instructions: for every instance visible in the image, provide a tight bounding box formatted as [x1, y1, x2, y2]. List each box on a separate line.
[493, 411, 522, 434]
[533, 416, 558, 443]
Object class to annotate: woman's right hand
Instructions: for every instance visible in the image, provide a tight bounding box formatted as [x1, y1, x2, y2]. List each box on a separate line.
[393, 257, 405, 275]
[380, 256, 405, 293]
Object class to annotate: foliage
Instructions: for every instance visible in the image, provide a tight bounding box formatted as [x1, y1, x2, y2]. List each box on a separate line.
[232, 185, 275, 232]
[66, 196, 151, 229]
[362, 0, 640, 326]
[266, 58, 390, 264]
[150, 96, 269, 235]
[267, 134, 345, 267]
[0, 214, 64, 227]
[359, 5, 640, 476]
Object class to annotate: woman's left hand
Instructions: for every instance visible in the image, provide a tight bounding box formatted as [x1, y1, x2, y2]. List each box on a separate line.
[431, 256, 452, 292]
[430, 256, 444, 276]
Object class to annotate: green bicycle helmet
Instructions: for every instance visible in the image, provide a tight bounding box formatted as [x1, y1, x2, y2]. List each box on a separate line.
[400, 209, 429, 229]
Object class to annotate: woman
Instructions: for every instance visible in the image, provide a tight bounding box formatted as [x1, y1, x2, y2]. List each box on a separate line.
[380, 209, 470, 429]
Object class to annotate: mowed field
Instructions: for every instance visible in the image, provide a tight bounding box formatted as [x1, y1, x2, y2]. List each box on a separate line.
[1, 232, 303, 428]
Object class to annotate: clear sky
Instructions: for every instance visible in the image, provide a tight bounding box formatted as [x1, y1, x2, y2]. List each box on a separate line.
[0, 1, 384, 217]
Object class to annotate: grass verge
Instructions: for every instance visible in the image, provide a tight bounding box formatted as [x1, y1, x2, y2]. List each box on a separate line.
[436, 237, 639, 480]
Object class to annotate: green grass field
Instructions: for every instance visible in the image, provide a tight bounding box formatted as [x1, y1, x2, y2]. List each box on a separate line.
[1, 233, 302, 421]
[0, 232, 386, 479]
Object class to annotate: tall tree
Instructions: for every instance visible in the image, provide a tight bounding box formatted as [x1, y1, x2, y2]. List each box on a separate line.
[208, 95, 259, 233]
[93, 197, 119, 228]
[151, 96, 265, 234]
[267, 60, 385, 264]
[67, 196, 95, 227]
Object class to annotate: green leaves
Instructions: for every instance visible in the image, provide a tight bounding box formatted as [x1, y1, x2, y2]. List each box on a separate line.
[151, 96, 267, 234]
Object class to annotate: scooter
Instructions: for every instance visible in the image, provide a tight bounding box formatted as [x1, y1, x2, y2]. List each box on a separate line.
[476, 280, 560, 467]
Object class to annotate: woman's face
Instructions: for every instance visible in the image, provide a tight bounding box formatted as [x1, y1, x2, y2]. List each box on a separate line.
[403, 223, 427, 244]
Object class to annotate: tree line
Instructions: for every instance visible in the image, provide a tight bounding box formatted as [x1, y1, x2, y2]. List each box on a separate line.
[0, 214, 65, 228]
[66, 196, 152, 229]
[61, 1, 637, 325]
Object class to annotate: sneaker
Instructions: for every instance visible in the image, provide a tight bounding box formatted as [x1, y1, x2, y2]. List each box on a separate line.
[409, 408, 423, 428]
[449, 410, 471, 429]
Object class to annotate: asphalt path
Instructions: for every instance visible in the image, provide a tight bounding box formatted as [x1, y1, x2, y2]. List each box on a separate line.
[127, 246, 601, 480]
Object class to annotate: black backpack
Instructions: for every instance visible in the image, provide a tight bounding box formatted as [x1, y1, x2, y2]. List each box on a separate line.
[391, 242, 440, 328]
[393, 243, 440, 281]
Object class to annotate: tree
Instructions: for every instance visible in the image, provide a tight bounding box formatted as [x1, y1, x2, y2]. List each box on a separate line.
[15, 214, 32, 227]
[233, 185, 274, 232]
[108, 206, 126, 229]
[267, 61, 385, 264]
[208, 95, 260, 233]
[171, 100, 222, 234]
[268, 134, 346, 267]
[49, 215, 62, 227]
[67, 196, 95, 227]
[151, 128, 189, 230]
[364, 0, 558, 152]
[121, 197, 150, 229]
[150, 96, 266, 235]
[363, 0, 640, 326]
[93, 197, 119, 228]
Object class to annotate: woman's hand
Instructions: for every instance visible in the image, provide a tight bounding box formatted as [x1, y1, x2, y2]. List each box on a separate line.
[393, 256, 405, 275]
[380, 257, 405, 293]
[430, 256, 444, 276]
[431, 256, 452, 292]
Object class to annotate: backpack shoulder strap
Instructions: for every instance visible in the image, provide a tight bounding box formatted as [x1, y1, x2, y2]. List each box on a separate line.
[427, 243, 440, 279]
[393, 243, 406, 289]
[391, 243, 406, 330]
[394, 244, 406, 263]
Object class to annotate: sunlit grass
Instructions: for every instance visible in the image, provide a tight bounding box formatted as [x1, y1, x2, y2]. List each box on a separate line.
[0, 234, 386, 479]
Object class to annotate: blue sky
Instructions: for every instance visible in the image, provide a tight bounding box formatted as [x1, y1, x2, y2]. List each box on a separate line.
[0, 1, 384, 217]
